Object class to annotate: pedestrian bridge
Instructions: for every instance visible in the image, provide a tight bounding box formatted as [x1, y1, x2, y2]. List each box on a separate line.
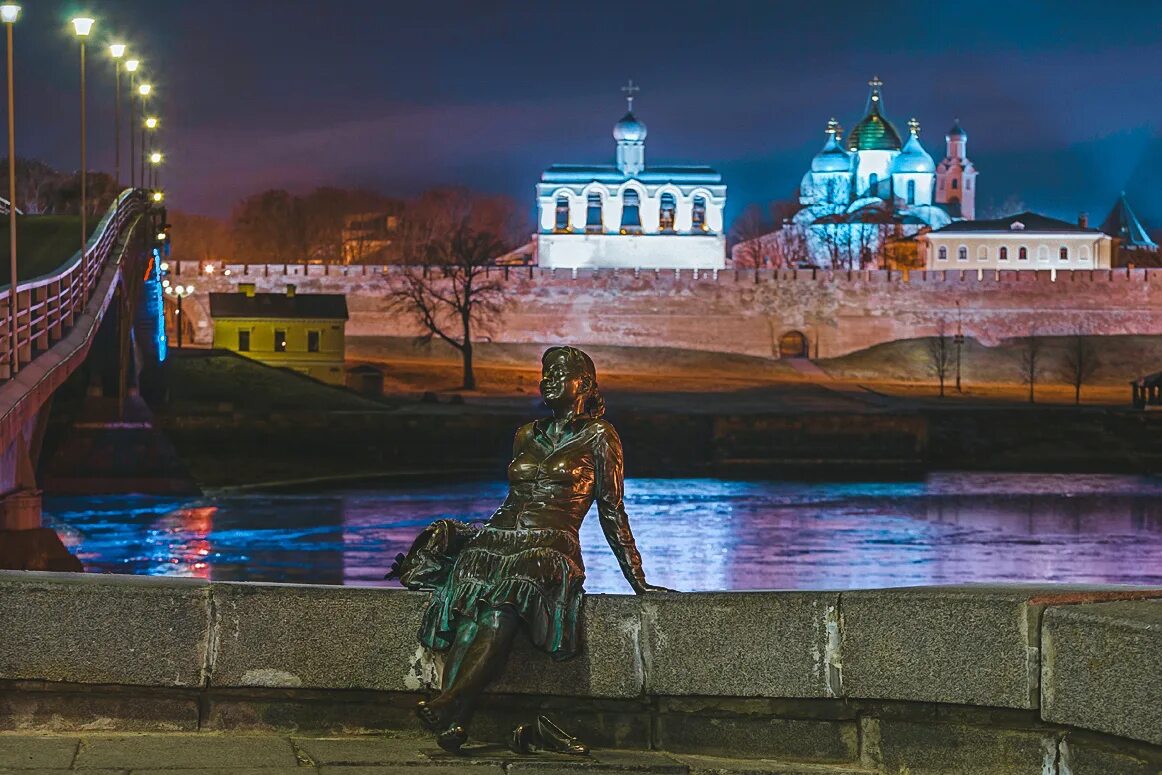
[0, 189, 156, 527]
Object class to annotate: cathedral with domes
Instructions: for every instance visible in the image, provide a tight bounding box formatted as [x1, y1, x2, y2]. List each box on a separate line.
[781, 77, 978, 268]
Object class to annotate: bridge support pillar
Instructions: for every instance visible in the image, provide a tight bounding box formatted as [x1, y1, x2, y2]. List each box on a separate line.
[0, 488, 41, 530]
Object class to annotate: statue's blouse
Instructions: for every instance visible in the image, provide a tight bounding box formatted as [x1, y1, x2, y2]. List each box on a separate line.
[487, 417, 646, 590]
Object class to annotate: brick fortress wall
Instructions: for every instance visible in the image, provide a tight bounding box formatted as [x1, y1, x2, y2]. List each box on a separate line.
[174, 263, 1162, 359]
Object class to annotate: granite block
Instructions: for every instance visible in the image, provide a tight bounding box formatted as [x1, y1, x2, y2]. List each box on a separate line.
[642, 592, 838, 698]
[875, 720, 1048, 775]
[0, 736, 79, 769]
[73, 734, 298, 769]
[0, 571, 210, 687]
[1041, 599, 1162, 746]
[210, 583, 429, 692]
[490, 595, 643, 698]
[655, 714, 857, 763]
[841, 586, 1041, 709]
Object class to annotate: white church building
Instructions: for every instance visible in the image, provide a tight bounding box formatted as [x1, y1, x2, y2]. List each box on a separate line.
[535, 85, 727, 269]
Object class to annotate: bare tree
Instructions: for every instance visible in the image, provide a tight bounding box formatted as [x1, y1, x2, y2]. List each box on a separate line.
[1060, 333, 1100, 405]
[387, 193, 525, 390]
[1016, 332, 1045, 404]
[926, 320, 953, 397]
[729, 204, 774, 268]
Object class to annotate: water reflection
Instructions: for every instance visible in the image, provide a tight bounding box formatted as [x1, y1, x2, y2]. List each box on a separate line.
[41, 474, 1162, 591]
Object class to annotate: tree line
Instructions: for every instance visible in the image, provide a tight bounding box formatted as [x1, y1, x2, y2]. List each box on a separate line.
[169, 185, 530, 267]
[0, 157, 122, 216]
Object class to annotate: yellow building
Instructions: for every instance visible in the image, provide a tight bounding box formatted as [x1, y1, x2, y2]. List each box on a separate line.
[209, 284, 348, 385]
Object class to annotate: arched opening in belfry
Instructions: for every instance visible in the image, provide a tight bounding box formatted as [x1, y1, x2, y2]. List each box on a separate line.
[554, 195, 570, 232]
[778, 330, 809, 359]
[585, 192, 603, 233]
[659, 193, 677, 232]
[620, 190, 642, 233]
[692, 196, 707, 231]
[906, 179, 916, 205]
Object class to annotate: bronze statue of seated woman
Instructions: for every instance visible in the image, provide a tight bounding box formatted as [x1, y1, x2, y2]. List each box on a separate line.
[388, 345, 670, 754]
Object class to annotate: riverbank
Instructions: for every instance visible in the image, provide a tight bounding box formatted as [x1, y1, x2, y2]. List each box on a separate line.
[130, 349, 1162, 491]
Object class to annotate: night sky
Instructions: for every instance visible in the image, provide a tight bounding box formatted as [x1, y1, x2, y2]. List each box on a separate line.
[9, 0, 1162, 231]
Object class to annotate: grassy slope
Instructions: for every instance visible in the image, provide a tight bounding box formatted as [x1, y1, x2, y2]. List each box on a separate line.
[817, 335, 1162, 386]
[0, 216, 99, 283]
[162, 350, 394, 414]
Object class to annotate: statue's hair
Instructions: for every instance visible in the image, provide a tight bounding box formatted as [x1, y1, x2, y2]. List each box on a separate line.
[542, 346, 606, 420]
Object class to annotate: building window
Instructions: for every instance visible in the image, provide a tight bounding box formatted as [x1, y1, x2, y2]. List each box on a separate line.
[958, 246, 968, 261]
[966, 179, 972, 191]
[554, 195, 570, 232]
[938, 246, 948, 261]
[274, 329, 287, 352]
[1038, 245, 1050, 261]
[1060, 246, 1069, 261]
[308, 330, 320, 353]
[951, 179, 959, 190]
[1080, 245, 1091, 261]
[659, 193, 676, 232]
[906, 179, 915, 205]
[868, 173, 878, 193]
[978, 245, 988, 261]
[620, 189, 642, 233]
[692, 196, 708, 232]
[238, 330, 250, 352]
[1019, 246, 1028, 260]
[585, 192, 603, 233]
[999, 246, 1008, 261]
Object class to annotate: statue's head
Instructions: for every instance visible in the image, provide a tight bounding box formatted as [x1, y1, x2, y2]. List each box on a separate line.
[540, 346, 605, 419]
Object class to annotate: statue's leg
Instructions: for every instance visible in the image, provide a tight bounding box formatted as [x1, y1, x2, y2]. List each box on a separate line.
[419, 605, 518, 731]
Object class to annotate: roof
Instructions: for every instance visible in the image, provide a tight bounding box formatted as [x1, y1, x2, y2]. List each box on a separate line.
[209, 292, 349, 320]
[541, 164, 722, 186]
[930, 212, 1105, 235]
[1100, 194, 1158, 249]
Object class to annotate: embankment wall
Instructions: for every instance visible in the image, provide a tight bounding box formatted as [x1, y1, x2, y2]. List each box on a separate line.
[173, 263, 1162, 359]
[2, 571, 1161, 774]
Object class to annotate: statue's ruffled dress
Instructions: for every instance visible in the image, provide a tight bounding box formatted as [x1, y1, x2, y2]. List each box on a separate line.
[398, 418, 646, 661]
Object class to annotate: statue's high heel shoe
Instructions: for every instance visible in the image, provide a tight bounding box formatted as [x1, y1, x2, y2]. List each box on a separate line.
[416, 698, 457, 732]
[508, 723, 535, 754]
[437, 723, 468, 754]
[535, 715, 589, 757]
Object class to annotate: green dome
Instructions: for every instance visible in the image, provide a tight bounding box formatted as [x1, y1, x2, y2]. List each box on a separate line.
[846, 110, 903, 151]
[846, 79, 903, 151]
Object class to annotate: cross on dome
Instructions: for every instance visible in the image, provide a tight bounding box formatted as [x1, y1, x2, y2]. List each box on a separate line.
[908, 117, 920, 136]
[621, 79, 640, 112]
[826, 117, 840, 136]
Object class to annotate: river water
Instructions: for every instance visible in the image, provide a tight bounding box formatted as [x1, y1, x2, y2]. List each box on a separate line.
[42, 473, 1162, 592]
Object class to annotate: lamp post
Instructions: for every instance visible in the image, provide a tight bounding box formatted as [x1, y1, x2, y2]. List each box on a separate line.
[144, 116, 157, 187]
[109, 43, 125, 185]
[166, 282, 192, 348]
[72, 16, 94, 300]
[148, 150, 162, 190]
[125, 58, 138, 186]
[137, 83, 150, 189]
[1, 3, 18, 375]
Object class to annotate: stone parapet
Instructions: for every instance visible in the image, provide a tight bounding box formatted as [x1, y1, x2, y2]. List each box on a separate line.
[1042, 598, 1162, 746]
[2, 571, 1161, 770]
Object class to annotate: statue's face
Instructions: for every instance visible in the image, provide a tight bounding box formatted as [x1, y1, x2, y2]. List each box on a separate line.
[540, 351, 587, 406]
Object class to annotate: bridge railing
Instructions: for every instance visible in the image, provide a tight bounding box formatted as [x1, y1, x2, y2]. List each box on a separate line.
[0, 189, 146, 380]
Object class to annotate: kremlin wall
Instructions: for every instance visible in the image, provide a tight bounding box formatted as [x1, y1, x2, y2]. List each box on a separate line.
[175, 262, 1162, 360]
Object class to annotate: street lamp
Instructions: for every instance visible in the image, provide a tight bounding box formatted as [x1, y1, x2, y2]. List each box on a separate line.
[137, 82, 151, 189]
[152, 190, 164, 203]
[144, 115, 158, 187]
[149, 150, 162, 190]
[165, 283, 193, 348]
[1, 3, 18, 375]
[125, 58, 138, 185]
[72, 16, 94, 299]
[109, 42, 125, 185]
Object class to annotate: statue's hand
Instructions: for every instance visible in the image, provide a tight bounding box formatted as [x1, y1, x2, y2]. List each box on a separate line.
[383, 552, 407, 581]
[633, 582, 676, 594]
